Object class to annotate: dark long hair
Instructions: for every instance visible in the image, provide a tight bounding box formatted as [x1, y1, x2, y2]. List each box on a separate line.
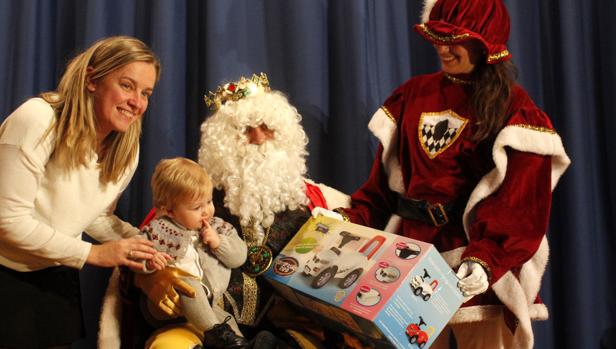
[469, 60, 518, 141]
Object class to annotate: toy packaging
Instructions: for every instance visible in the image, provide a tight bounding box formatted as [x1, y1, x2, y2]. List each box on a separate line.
[264, 216, 465, 348]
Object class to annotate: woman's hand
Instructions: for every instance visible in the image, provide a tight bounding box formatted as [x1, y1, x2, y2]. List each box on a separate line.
[86, 236, 159, 269]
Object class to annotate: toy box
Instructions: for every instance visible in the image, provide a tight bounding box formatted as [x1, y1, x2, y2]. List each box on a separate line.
[264, 216, 464, 348]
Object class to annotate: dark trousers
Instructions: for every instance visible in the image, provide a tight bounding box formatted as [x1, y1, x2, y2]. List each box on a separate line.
[0, 265, 84, 349]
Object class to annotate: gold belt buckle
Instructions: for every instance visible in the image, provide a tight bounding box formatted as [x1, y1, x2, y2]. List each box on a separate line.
[427, 202, 448, 227]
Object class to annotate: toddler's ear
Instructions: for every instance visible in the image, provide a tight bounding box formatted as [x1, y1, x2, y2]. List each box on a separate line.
[158, 206, 172, 217]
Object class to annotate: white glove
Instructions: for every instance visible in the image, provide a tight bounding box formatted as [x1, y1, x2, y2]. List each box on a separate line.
[456, 260, 489, 301]
[311, 207, 344, 221]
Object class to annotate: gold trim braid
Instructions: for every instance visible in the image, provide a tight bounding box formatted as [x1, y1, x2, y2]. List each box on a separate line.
[239, 273, 258, 325]
[444, 73, 472, 85]
[418, 24, 510, 63]
[461, 256, 492, 281]
[512, 123, 556, 134]
[380, 106, 396, 124]
[222, 274, 259, 326]
[487, 49, 510, 63]
[418, 110, 469, 159]
[417, 23, 470, 43]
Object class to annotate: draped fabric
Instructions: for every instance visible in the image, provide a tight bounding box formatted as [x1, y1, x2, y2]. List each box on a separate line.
[0, 1, 613, 348]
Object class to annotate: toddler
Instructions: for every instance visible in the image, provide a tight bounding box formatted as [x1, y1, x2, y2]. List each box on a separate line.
[139, 157, 248, 349]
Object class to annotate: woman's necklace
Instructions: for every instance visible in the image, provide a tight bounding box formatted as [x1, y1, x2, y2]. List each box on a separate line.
[444, 72, 473, 85]
[240, 222, 274, 277]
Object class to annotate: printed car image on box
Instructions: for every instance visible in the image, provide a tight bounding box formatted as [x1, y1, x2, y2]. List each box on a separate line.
[265, 216, 465, 348]
[303, 230, 386, 289]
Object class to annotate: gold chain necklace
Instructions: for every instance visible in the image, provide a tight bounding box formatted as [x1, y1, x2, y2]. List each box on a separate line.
[240, 223, 273, 277]
[444, 72, 473, 85]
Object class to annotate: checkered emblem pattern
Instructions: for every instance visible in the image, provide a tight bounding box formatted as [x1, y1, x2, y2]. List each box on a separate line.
[418, 110, 468, 158]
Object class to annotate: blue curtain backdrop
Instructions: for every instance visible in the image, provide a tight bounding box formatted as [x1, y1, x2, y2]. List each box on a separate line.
[0, 0, 614, 348]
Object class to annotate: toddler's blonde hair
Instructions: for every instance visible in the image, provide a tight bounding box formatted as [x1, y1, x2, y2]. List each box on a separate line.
[151, 157, 212, 209]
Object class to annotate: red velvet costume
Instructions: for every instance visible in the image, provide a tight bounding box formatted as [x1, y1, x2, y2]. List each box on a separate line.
[342, 71, 570, 347]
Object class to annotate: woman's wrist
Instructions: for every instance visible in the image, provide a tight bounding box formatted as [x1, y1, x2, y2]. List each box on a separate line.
[86, 244, 100, 265]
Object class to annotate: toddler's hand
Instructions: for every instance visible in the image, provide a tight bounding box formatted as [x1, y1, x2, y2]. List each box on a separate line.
[146, 252, 172, 271]
[201, 219, 221, 250]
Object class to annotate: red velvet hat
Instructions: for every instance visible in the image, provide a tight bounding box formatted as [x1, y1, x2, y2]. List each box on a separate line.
[414, 0, 511, 64]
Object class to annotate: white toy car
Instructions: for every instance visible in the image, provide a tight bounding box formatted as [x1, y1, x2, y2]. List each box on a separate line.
[303, 231, 385, 289]
[410, 269, 439, 301]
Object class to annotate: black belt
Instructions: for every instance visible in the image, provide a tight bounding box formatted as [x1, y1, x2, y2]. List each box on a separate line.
[396, 195, 463, 227]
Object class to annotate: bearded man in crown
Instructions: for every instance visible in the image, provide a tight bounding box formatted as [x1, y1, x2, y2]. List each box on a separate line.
[195, 73, 347, 344]
[97, 73, 355, 349]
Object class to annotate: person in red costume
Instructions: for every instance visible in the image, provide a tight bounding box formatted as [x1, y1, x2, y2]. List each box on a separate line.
[323, 0, 570, 348]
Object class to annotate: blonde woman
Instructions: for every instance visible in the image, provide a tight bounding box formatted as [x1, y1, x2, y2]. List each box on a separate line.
[0, 36, 162, 348]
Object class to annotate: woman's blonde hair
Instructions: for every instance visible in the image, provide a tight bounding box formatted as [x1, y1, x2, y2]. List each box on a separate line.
[40, 36, 161, 184]
[151, 157, 213, 210]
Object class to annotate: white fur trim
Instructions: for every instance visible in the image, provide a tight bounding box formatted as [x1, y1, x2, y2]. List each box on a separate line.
[530, 303, 549, 321]
[384, 214, 402, 233]
[421, 0, 438, 23]
[463, 125, 571, 235]
[459, 125, 570, 349]
[481, 236, 549, 349]
[520, 236, 549, 306]
[98, 267, 121, 349]
[368, 108, 404, 194]
[450, 305, 502, 324]
[440, 246, 466, 268]
[448, 302, 547, 325]
[493, 273, 534, 348]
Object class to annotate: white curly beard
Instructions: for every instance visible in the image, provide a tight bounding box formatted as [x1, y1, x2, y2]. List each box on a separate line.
[218, 142, 307, 228]
[199, 91, 309, 229]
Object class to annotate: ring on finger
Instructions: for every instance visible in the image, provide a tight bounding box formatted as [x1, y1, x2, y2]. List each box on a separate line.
[164, 298, 175, 308]
[128, 250, 134, 259]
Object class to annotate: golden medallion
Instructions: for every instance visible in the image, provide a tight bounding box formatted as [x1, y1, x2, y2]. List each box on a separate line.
[243, 245, 273, 277]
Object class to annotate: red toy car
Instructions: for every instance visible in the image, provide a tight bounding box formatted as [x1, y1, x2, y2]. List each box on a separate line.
[406, 317, 430, 348]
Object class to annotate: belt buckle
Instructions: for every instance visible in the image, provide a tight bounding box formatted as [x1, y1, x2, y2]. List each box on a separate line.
[427, 203, 448, 227]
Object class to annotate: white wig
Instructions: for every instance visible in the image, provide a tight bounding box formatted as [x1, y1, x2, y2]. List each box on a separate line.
[199, 90, 309, 228]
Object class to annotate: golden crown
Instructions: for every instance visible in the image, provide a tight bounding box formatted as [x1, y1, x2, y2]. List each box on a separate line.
[204, 72, 271, 111]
